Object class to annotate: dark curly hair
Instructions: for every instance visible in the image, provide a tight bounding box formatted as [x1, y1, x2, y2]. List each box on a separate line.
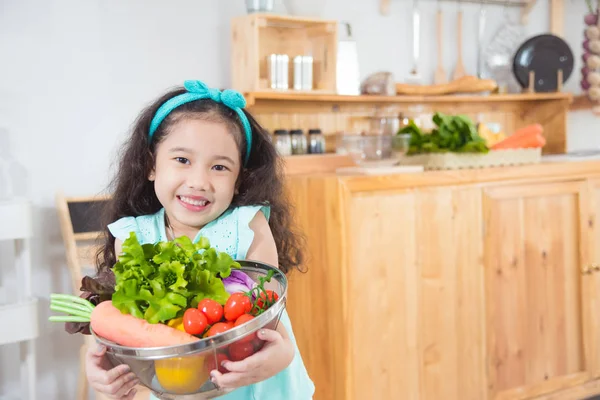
[96, 86, 304, 276]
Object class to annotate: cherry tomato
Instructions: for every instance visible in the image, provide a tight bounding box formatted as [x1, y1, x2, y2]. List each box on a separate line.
[204, 352, 229, 374]
[252, 337, 265, 351]
[198, 299, 224, 325]
[205, 322, 233, 338]
[228, 340, 255, 361]
[224, 293, 252, 322]
[183, 308, 208, 335]
[234, 314, 255, 327]
[256, 290, 279, 309]
[234, 314, 256, 343]
[224, 321, 235, 330]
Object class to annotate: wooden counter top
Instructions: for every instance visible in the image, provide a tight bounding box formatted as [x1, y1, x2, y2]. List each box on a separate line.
[332, 159, 600, 192]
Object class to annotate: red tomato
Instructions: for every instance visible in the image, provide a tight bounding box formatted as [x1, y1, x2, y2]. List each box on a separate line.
[224, 293, 252, 322]
[182, 308, 208, 335]
[252, 337, 265, 352]
[228, 341, 255, 361]
[204, 352, 229, 374]
[198, 299, 224, 325]
[205, 322, 233, 338]
[234, 314, 255, 327]
[256, 290, 279, 309]
[223, 321, 235, 330]
[234, 314, 256, 343]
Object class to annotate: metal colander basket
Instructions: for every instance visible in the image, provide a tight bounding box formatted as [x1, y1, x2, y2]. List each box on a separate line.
[92, 261, 287, 400]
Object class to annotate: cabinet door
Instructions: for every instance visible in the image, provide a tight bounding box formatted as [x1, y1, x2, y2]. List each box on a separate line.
[347, 187, 486, 400]
[483, 180, 596, 400]
[583, 179, 600, 376]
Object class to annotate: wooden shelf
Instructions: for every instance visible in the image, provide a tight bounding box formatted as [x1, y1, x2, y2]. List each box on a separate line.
[245, 91, 573, 106]
[571, 94, 598, 110]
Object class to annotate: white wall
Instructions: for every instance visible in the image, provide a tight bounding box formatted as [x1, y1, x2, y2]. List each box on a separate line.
[0, 0, 598, 398]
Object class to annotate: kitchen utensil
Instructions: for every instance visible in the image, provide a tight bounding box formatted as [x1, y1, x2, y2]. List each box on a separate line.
[335, 133, 398, 167]
[337, 23, 361, 95]
[512, 34, 574, 92]
[406, 0, 422, 84]
[95, 261, 287, 400]
[453, 1, 467, 80]
[380, 0, 391, 15]
[393, 134, 412, 155]
[477, 2, 486, 78]
[245, 0, 274, 13]
[434, 2, 447, 84]
[396, 75, 497, 95]
[483, 4, 524, 92]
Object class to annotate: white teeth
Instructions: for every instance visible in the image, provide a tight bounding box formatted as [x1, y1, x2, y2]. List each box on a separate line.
[179, 196, 208, 206]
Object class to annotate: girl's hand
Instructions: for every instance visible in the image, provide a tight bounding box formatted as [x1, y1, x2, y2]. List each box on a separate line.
[210, 329, 295, 389]
[86, 344, 140, 399]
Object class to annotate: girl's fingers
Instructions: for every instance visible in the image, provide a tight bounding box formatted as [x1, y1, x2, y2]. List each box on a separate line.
[211, 370, 248, 389]
[90, 344, 107, 357]
[104, 372, 137, 395]
[221, 353, 263, 373]
[99, 365, 132, 386]
[122, 388, 138, 400]
[112, 377, 140, 398]
[257, 329, 282, 343]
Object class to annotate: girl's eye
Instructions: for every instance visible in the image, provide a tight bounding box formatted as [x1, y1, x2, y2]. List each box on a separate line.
[175, 157, 190, 165]
[212, 165, 229, 172]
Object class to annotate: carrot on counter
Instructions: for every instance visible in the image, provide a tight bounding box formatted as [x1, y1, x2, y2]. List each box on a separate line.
[50, 294, 198, 348]
[491, 124, 546, 150]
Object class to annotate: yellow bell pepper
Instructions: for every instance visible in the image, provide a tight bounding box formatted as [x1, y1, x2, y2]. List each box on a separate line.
[155, 355, 208, 394]
[167, 317, 185, 332]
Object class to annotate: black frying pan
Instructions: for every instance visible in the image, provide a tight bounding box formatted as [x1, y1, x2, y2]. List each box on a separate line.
[512, 34, 574, 92]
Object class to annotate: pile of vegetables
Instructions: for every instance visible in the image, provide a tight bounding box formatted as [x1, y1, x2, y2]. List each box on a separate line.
[49, 233, 281, 393]
[399, 113, 546, 154]
[399, 112, 489, 155]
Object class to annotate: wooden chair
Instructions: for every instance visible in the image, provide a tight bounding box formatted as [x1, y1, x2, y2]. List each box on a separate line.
[55, 192, 151, 400]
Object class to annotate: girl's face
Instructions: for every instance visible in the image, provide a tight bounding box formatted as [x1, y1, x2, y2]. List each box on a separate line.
[150, 118, 241, 237]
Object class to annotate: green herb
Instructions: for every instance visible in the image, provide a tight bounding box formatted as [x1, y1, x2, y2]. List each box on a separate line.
[399, 112, 489, 155]
[111, 232, 240, 324]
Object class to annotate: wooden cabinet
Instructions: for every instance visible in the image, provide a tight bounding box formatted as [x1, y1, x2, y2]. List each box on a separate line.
[284, 161, 600, 400]
[483, 181, 597, 399]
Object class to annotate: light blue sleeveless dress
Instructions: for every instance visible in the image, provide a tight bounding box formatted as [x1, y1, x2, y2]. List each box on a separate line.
[107, 206, 315, 400]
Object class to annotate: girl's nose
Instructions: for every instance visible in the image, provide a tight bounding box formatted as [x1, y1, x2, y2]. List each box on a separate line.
[186, 169, 212, 191]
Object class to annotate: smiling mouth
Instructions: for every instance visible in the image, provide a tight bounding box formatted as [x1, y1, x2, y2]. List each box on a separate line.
[178, 195, 211, 207]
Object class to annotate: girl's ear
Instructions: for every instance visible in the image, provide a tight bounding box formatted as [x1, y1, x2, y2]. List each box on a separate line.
[148, 169, 156, 181]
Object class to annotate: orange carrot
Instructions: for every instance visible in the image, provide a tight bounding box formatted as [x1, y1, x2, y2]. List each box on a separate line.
[491, 124, 546, 150]
[91, 301, 198, 348]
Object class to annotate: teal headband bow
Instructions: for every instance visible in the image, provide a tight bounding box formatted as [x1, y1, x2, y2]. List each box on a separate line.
[148, 80, 252, 165]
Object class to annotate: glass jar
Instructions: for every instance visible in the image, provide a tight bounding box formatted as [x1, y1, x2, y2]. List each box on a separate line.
[290, 129, 307, 155]
[308, 129, 325, 154]
[273, 129, 292, 156]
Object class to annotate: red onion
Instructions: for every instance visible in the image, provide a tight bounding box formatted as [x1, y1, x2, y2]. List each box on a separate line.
[582, 78, 591, 91]
[585, 13, 598, 26]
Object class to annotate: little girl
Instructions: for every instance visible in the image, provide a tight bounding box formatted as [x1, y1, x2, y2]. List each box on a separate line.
[84, 80, 314, 399]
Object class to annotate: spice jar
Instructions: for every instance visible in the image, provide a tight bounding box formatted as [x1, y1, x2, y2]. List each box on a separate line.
[273, 129, 292, 156]
[308, 129, 325, 154]
[290, 129, 307, 155]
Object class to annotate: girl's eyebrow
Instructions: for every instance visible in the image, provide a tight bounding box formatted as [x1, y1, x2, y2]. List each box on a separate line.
[168, 146, 193, 153]
[214, 155, 236, 165]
